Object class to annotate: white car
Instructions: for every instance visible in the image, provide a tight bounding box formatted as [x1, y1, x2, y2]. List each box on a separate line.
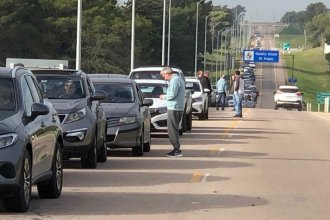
[185, 77, 209, 120]
[129, 66, 192, 132]
[135, 79, 183, 134]
[273, 85, 303, 111]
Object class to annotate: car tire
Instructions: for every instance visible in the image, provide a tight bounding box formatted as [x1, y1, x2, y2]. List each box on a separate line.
[143, 130, 151, 152]
[81, 134, 97, 169]
[4, 149, 31, 212]
[298, 105, 302, 111]
[186, 108, 192, 131]
[133, 132, 144, 156]
[37, 142, 63, 199]
[181, 111, 187, 133]
[274, 104, 278, 110]
[97, 131, 108, 163]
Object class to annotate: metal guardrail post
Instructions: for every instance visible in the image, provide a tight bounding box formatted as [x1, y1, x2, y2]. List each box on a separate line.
[325, 97, 329, 113]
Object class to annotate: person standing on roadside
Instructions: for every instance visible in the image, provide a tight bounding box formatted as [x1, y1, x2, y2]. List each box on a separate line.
[160, 67, 186, 157]
[204, 71, 213, 107]
[233, 70, 244, 117]
[216, 75, 227, 111]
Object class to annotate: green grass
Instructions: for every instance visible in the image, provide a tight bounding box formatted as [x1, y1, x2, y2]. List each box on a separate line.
[281, 47, 330, 111]
[276, 34, 306, 49]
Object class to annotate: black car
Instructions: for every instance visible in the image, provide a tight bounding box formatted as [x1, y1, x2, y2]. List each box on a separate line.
[31, 69, 108, 168]
[89, 74, 153, 156]
[0, 67, 63, 212]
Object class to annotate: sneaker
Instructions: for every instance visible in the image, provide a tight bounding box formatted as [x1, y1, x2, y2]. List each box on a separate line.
[166, 150, 183, 157]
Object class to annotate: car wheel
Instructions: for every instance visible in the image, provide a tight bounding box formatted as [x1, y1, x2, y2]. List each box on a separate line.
[298, 105, 302, 111]
[274, 104, 278, 110]
[186, 109, 192, 131]
[4, 149, 31, 212]
[37, 142, 63, 198]
[133, 132, 144, 156]
[97, 131, 108, 163]
[181, 111, 187, 133]
[81, 134, 97, 169]
[143, 129, 151, 152]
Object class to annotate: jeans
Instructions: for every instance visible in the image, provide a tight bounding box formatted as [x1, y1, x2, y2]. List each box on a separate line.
[216, 92, 226, 110]
[234, 92, 243, 116]
[167, 110, 183, 151]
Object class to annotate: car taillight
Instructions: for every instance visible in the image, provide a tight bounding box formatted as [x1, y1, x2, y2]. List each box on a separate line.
[296, 92, 302, 96]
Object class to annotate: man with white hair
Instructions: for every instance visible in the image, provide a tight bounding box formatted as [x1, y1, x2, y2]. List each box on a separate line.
[160, 67, 185, 157]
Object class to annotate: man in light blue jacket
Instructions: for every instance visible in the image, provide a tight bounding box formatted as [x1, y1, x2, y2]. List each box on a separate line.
[216, 75, 227, 111]
[160, 67, 185, 157]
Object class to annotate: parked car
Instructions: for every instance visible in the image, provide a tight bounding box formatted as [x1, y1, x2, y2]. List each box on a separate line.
[0, 67, 63, 212]
[185, 77, 209, 120]
[273, 85, 303, 111]
[129, 66, 192, 132]
[31, 68, 108, 168]
[88, 74, 153, 156]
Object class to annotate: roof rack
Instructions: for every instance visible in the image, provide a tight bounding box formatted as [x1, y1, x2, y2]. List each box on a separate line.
[6, 58, 69, 70]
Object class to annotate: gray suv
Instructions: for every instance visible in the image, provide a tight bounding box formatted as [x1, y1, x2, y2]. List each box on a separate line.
[0, 67, 63, 212]
[32, 69, 108, 169]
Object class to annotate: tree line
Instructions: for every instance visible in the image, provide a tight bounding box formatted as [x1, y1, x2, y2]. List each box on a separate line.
[280, 2, 330, 48]
[0, 0, 244, 75]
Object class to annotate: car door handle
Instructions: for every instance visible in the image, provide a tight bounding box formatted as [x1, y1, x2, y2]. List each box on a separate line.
[41, 122, 46, 128]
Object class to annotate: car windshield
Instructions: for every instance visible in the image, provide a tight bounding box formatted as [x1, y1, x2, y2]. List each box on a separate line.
[0, 78, 16, 112]
[130, 70, 181, 80]
[36, 76, 85, 99]
[189, 82, 201, 92]
[279, 88, 299, 93]
[93, 83, 134, 103]
[137, 83, 167, 98]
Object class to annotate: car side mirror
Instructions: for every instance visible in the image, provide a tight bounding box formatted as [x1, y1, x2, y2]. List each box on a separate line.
[143, 99, 153, 106]
[203, 88, 210, 93]
[30, 103, 50, 120]
[91, 90, 107, 101]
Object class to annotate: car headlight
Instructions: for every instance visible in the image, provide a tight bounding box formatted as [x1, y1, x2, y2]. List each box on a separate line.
[156, 107, 167, 114]
[64, 108, 86, 124]
[119, 116, 137, 124]
[0, 133, 18, 149]
[192, 96, 203, 103]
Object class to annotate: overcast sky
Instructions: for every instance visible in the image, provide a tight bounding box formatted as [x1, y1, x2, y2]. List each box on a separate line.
[212, 0, 330, 22]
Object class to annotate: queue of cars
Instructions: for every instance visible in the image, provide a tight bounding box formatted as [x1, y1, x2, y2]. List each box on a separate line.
[0, 62, 200, 212]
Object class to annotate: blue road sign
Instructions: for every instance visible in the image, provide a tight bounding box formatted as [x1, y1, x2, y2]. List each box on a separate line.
[243, 50, 279, 63]
[288, 77, 297, 83]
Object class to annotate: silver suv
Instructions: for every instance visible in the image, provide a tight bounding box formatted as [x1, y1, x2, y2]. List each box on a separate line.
[32, 69, 108, 168]
[0, 67, 63, 212]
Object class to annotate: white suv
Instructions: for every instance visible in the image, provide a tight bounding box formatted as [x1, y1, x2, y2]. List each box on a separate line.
[185, 77, 209, 120]
[130, 66, 193, 132]
[273, 85, 303, 111]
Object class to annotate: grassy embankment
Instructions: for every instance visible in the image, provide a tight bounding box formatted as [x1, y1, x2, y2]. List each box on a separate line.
[278, 35, 330, 111]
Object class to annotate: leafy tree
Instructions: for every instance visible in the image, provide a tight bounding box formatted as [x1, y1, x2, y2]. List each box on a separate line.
[306, 13, 330, 47]
[306, 2, 328, 21]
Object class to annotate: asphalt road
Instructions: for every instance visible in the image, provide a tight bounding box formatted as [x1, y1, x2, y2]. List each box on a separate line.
[2, 30, 330, 220]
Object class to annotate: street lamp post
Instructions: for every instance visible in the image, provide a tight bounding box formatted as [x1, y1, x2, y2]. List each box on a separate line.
[130, 0, 136, 71]
[204, 14, 211, 71]
[167, 0, 172, 66]
[161, 0, 166, 66]
[194, 0, 203, 76]
[76, 0, 82, 70]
